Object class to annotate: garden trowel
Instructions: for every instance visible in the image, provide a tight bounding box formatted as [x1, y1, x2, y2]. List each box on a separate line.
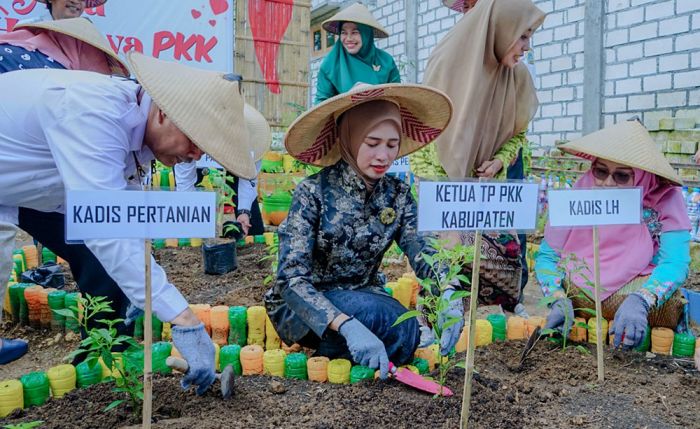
[518, 326, 543, 369]
[388, 362, 453, 397]
[166, 356, 235, 399]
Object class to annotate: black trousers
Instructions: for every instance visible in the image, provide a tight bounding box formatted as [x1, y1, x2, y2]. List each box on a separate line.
[18, 208, 132, 342]
[506, 149, 529, 303]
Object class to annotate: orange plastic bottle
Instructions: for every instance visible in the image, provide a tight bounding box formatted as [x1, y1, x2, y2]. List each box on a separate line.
[240, 345, 264, 375]
[307, 356, 329, 382]
[210, 305, 230, 346]
[650, 327, 674, 355]
[190, 304, 212, 335]
[24, 285, 44, 329]
[507, 316, 527, 340]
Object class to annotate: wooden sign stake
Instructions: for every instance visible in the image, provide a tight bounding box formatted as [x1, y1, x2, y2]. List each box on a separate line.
[592, 225, 604, 383]
[460, 229, 482, 429]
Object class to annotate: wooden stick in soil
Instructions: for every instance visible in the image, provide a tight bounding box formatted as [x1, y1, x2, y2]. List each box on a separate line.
[142, 238, 153, 428]
[592, 226, 604, 383]
[460, 230, 482, 429]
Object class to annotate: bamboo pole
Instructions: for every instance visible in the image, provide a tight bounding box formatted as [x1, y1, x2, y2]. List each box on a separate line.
[592, 226, 604, 383]
[460, 230, 482, 429]
[142, 238, 153, 428]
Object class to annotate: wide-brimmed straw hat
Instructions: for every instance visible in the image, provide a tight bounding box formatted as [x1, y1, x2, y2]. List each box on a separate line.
[37, 0, 107, 8]
[322, 2, 389, 39]
[559, 120, 683, 185]
[442, 0, 480, 13]
[285, 83, 453, 166]
[244, 103, 271, 162]
[16, 17, 129, 77]
[127, 52, 257, 179]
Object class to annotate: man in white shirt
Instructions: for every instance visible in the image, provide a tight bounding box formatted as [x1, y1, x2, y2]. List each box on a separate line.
[0, 53, 256, 395]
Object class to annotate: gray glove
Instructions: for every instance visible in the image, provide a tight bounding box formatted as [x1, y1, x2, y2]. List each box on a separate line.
[171, 323, 216, 395]
[339, 318, 389, 379]
[544, 298, 574, 338]
[123, 303, 143, 326]
[438, 289, 464, 355]
[611, 292, 650, 349]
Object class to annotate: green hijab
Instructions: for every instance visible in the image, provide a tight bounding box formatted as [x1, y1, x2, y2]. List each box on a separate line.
[317, 22, 399, 102]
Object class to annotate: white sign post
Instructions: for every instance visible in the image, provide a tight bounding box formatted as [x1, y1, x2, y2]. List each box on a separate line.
[548, 187, 642, 383]
[66, 189, 216, 428]
[418, 180, 538, 429]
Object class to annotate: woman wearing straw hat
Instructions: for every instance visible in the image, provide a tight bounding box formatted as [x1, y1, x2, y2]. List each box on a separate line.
[410, 0, 546, 318]
[314, 2, 400, 105]
[264, 83, 464, 378]
[536, 120, 691, 349]
[29, 0, 105, 22]
[0, 53, 256, 393]
[0, 17, 128, 365]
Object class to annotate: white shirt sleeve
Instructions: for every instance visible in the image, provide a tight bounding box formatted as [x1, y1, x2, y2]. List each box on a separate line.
[37, 83, 188, 322]
[237, 161, 261, 212]
[174, 162, 198, 192]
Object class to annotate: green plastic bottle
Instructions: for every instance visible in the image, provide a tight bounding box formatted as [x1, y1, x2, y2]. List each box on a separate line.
[411, 357, 430, 375]
[220, 345, 242, 376]
[178, 238, 190, 247]
[122, 347, 145, 376]
[20, 371, 50, 407]
[153, 239, 166, 249]
[487, 314, 507, 342]
[228, 306, 247, 346]
[17, 283, 31, 326]
[133, 314, 145, 340]
[47, 290, 67, 332]
[254, 235, 265, 244]
[75, 360, 103, 388]
[284, 353, 308, 380]
[350, 365, 375, 384]
[8, 283, 24, 323]
[159, 168, 171, 188]
[152, 316, 163, 342]
[152, 342, 173, 374]
[41, 247, 57, 264]
[63, 292, 81, 333]
[672, 333, 696, 357]
[635, 326, 652, 352]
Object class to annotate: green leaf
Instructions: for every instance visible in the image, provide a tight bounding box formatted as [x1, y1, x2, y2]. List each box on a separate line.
[104, 400, 125, 412]
[537, 295, 559, 308]
[539, 328, 557, 336]
[449, 290, 469, 301]
[392, 310, 422, 327]
[577, 308, 597, 316]
[575, 345, 591, 355]
[440, 317, 462, 331]
[52, 308, 77, 319]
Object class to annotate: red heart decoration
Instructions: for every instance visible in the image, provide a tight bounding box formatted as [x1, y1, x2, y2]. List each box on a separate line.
[248, 0, 294, 94]
[209, 0, 229, 15]
[209, 19, 217, 27]
[191, 9, 201, 19]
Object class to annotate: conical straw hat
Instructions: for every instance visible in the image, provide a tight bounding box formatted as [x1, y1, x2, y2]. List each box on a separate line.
[16, 17, 129, 77]
[442, 0, 480, 13]
[285, 83, 453, 166]
[127, 52, 257, 179]
[37, 0, 106, 7]
[559, 120, 683, 185]
[244, 103, 271, 162]
[322, 2, 389, 39]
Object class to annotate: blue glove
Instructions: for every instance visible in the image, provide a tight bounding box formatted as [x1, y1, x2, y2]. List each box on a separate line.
[438, 289, 464, 356]
[338, 318, 389, 379]
[171, 323, 216, 395]
[544, 298, 574, 338]
[123, 303, 143, 326]
[611, 293, 650, 349]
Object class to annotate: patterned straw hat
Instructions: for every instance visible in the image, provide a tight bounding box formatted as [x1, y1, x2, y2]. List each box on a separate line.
[16, 17, 129, 76]
[37, 0, 107, 8]
[322, 2, 389, 39]
[244, 103, 271, 162]
[442, 0, 480, 13]
[559, 120, 683, 185]
[127, 52, 257, 179]
[285, 83, 453, 166]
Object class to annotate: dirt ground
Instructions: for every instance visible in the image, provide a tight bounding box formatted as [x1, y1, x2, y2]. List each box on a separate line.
[2, 242, 699, 428]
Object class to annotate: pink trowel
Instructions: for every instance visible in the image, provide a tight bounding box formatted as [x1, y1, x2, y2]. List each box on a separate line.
[388, 362, 453, 397]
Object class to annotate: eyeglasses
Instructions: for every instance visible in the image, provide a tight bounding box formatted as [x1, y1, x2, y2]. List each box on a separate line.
[591, 164, 634, 185]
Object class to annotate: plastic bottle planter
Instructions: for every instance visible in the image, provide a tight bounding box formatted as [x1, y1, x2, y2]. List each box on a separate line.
[455, 326, 469, 353]
[262, 192, 292, 226]
[153, 239, 166, 249]
[240, 345, 264, 375]
[63, 292, 81, 334]
[263, 349, 287, 377]
[587, 318, 609, 345]
[47, 290, 67, 332]
[211, 305, 230, 346]
[22, 245, 39, 269]
[387, 280, 412, 309]
[2, 284, 12, 322]
[506, 316, 527, 340]
[165, 238, 179, 248]
[414, 347, 437, 372]
[13, 249, 26, 271]
[568, 317, 587, 343]
[327, 359, 352, 385]
[191, 304, 212, 335]
[475, 319, 493, 347]
[213, 343, 221, 371]
[131, 315, 162, 342]
[246, 306, 266, 347]
[8, 283, 28, 325]
[190, 238, 203, 247]
[202, 241, 238, 275]
[284, 353, 308, 380]
[651, 327, 674, 355]
[526, 317, 546, 337]
[350, 365, 375, 384]
[228, 306, 248, 346]
[178, 238, 191, 247]
[20, 371, 50, 408]
[265, 315, 281, 350]
[41, 247, 57, 264]
[307, 356, 329, 382]
[47, 364, 76, 399]
[24, 285, 44, 329]
[38, 288, 54, 329]
[281, 342, 302, 354]
[0, 379, 23, 418]
[400, 272, 421, 308]
[162, 322, 172, 342]
[635, 327, 652, 352]
[152, 342, 173, 374]
[75, 361, 103, 388]
[220, 345, 243, 376]
[411, 357, 430, 375]
[486, 314, 507, 342]
[672, 333, 696, 357]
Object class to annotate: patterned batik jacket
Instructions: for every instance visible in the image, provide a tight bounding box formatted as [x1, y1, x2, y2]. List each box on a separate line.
[264, 160, 446, 344]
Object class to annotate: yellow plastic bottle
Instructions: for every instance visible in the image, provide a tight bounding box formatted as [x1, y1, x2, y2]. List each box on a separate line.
[587, 318, 609, 344]
[394, 278, 414, 308]
[414, 347, 436, 371]
[327, 358, 351, 384]
[47, 364, 76, 399]
[526, 316, 546, 337]
[246, 306, 266, 347]
[240, 345, 264, 375]
[475, 319, 493, 347]
[190, 238, 203, 247]
[265, 315, 281, 350]
[401, 272, 421, 308]
[213, 342, 221, 371]
[165, 238, 178, 248]
[263, 349, 287, 377]
[0, 379, 23, 417]
[307, 356, 329, 382]
[162, 322, 172, 341]
[651, 327, 674, 355]
[507, 316, 527, 340]
[263, 232, 275, 246]
[455, 326, 469, 353]
[3, 281, 15, 319]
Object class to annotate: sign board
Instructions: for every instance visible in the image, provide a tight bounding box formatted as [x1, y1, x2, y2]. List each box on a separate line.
[387, 156, 410, 174]
[0, 0, 234, 72]
[548, 188, 642, 227]
[418, 181, 539, 232]
[66, 190, 216, 240]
